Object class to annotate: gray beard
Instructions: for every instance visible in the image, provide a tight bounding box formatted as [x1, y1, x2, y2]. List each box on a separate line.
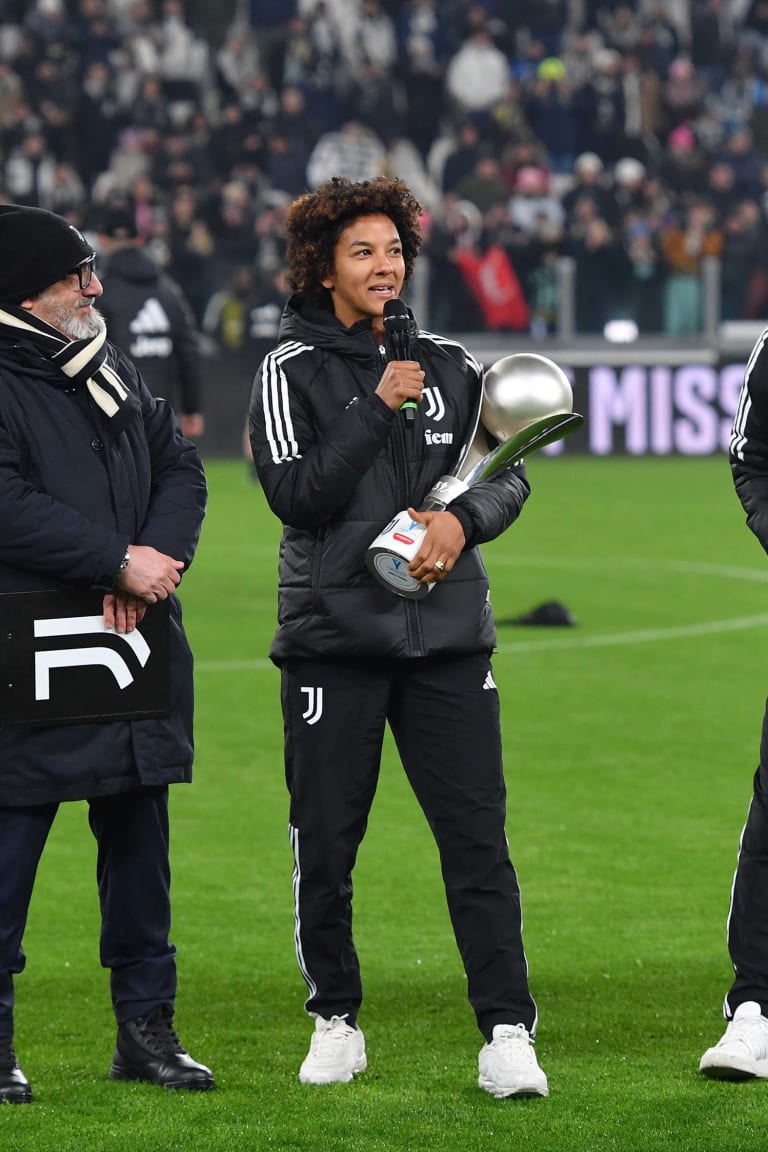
[34, 293, 106, 341]
[63, 309, 105, 341]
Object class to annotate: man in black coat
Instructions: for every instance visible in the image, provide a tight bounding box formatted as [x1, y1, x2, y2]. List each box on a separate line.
[96, 201, 205, 441]
[0, 204, 213, 1102]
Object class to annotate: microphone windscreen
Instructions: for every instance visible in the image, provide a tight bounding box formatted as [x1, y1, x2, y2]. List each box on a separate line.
[383, 298, 409, 330]
[382, 298, 415, 422]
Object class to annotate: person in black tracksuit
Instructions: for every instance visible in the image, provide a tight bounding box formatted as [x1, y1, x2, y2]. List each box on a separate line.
[248, 176, 548, 1098]
[700, 330, 768, 1078]
[96, 203, 205, 441]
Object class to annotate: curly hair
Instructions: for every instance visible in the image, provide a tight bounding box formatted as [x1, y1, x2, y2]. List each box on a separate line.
[284, 176, 423, 296]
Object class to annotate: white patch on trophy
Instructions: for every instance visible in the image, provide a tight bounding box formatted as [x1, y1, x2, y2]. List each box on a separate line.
[366, 353, 583, 598]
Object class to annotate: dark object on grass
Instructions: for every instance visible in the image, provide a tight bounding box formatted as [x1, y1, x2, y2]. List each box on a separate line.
[499, 600, 576, 627]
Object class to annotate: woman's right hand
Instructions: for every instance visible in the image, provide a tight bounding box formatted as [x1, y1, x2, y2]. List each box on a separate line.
[375, 360, 425, 412]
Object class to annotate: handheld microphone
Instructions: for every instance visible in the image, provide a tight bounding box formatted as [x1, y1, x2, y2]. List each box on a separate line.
[383, 298, 417, 427]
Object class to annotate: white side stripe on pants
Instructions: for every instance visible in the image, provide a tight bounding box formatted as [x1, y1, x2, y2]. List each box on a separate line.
[289, 822, 317, 1000]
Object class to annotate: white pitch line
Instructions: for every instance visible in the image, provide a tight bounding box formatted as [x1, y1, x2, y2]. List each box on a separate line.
[495, 612, 768, 655]
[196, 657, 274, 672]
[193, 557, 768, 672]
[195, 613, 768, 671]
[488, 554, 768, 584]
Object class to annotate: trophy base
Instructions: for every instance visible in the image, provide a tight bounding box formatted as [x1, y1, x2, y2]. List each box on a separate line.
[366, 510, 435, 599]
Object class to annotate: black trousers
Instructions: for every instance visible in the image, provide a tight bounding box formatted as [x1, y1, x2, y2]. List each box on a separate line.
[281, 653, 537, 1041]
[0, 787, 177, 1038]
[725, 697, 768, 1017]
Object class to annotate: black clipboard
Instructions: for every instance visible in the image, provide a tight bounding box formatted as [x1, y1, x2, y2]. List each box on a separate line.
[0, 588, 169, 726]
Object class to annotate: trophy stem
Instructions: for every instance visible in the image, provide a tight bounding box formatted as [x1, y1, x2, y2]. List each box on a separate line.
[461, 411, 583, 486]
[421, 411, 584, 512]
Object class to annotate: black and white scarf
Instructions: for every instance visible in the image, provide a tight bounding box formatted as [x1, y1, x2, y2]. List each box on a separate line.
[0, 305, 140, 434]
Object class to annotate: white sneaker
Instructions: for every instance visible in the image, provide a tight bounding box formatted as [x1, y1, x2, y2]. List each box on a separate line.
[478, 1023, 549, 1098]
[298, 1015, 367, 1085]
[699, 1001, 768, 1079]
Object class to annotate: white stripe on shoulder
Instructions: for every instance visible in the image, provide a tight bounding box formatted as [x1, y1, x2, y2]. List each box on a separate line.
[418, 329, 482, 376]
[730, 328, 768, 460]
[260, 341, 313, 463]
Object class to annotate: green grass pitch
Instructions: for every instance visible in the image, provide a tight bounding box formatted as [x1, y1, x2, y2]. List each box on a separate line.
[3, 454, 768, 1151]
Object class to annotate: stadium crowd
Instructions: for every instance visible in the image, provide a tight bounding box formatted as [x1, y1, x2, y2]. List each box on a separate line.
[2, 0, 768, 346]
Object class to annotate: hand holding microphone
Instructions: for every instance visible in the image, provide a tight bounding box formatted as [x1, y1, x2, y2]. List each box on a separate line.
[379, 298, 422, 427]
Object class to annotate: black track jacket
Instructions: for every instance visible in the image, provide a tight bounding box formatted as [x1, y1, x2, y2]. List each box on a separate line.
[249, 294, 530, 664]
[99, 247, 203, 417]
[731, 327, 768, 550]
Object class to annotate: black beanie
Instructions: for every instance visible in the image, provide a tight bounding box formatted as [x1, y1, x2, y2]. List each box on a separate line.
[0, 203, 95, 304]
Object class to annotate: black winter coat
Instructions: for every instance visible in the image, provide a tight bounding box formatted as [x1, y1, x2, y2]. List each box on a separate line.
[249, 294, 529, 663]
[98, 246, 203, 416]
[0, 334, 207, 806]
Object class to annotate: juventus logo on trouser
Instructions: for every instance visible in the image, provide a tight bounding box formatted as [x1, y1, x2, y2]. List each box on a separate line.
[300, 686, 323, 725]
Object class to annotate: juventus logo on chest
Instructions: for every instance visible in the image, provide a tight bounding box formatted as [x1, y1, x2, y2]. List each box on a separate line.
[422, 387, 445, 420]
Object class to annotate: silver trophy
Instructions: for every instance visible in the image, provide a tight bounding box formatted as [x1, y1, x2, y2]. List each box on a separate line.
[366, 353, 583, 598]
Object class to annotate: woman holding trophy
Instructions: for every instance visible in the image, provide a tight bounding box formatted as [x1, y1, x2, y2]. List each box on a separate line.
[249, 175, 556, 1098]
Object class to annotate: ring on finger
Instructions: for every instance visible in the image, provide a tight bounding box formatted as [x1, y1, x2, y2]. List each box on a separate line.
[434, 559, 446, 572]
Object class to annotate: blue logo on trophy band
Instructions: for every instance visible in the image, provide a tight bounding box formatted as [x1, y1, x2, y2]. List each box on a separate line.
[373, 553, 420, 591]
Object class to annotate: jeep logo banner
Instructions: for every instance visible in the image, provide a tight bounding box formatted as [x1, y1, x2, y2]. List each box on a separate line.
[0, 589, 169, 725]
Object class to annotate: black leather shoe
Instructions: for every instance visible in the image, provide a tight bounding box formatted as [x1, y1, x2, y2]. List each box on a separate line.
[109, 1005, 214, 1090]
[0, 1037, 32, 1104]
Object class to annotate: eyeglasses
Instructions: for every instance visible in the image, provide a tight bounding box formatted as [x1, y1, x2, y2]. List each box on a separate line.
[66, 255, 96, 290]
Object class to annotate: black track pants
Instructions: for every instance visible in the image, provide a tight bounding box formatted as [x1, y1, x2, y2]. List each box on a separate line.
[281, 653, 537, 1039]
[726, 697, 768, 1016]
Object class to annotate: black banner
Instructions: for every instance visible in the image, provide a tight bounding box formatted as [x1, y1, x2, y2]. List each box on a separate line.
[0, 589, 169, 726]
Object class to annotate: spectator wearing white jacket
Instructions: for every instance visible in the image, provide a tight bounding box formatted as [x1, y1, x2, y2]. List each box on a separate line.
[348, 0, 398, 78]
[305, 119, 387, 190]
[3, 129, 57, 208]
[445, 27, 511, 116]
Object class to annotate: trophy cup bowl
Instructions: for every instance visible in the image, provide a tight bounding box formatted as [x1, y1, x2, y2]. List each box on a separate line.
[366, 353, 583, 598]
[456, 352, 577, 477]
[480, 352, 574, 443]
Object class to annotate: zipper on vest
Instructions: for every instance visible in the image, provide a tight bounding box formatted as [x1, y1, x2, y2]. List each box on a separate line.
[378, 342, 425, 655]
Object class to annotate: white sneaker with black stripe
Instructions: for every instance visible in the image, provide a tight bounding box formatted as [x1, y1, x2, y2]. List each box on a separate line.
[699, 1001, 768, 1079]
[299, 1015, 367, 1084]
[478, 1023, 549, 1098]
